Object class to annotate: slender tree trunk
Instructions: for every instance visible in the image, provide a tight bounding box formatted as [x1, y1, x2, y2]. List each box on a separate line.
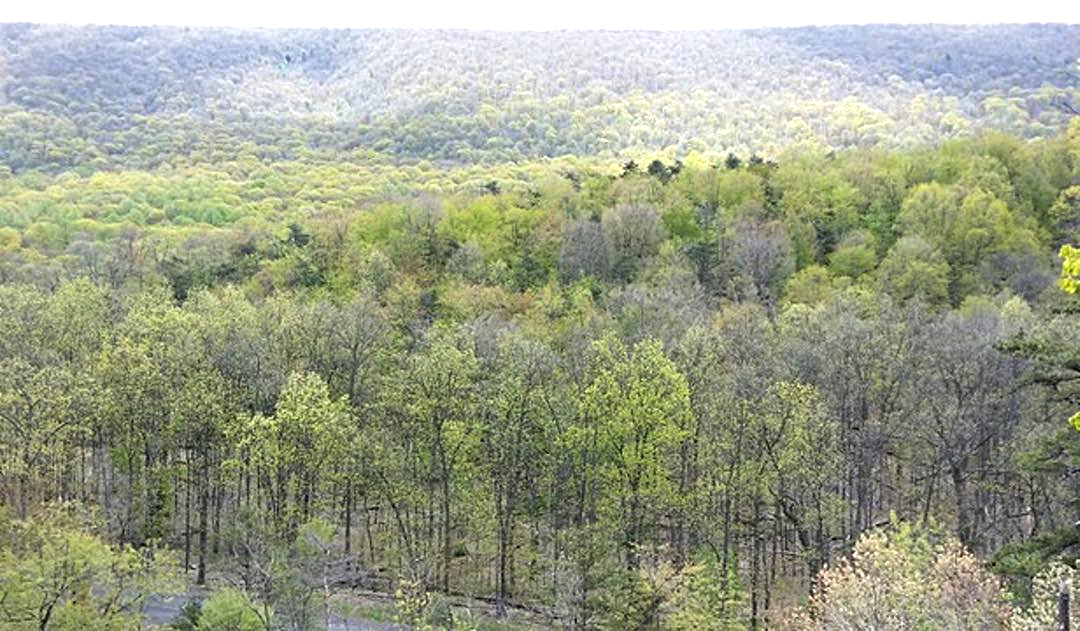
[363, 494, 376, 570]
[197, 452, 209, 586]
[751, 497, 762, 630]
[184, 457, 191, 574]
[950, 462, 971, 546]
[125, 449, 136, 544]
[922, 466, 937, 525]
[721, 495, 732, 568]
[243, 452, 251, 509]
[625, 484, 641, 570]
[17, 471, 28, 519]
[497, 512, 509, 619]
[1057, 578, 1071, 631]
[344, 478, 353, 555]
[79, 443, 87, 503]
[441, 472, 451, 593]
[212, 464, 223, 555]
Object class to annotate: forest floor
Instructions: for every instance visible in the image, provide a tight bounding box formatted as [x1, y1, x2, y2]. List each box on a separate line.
[141, 587, 553, 629]
[331, 589, 555, 630]
[142, 591, 404, 629]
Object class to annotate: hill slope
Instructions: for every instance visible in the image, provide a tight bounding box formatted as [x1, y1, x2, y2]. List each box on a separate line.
[1, 23, 1079, 170]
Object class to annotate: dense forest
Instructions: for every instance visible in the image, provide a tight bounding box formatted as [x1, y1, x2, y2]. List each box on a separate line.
[0, 23, 1079, 631]
[2, 24, 1080, 169]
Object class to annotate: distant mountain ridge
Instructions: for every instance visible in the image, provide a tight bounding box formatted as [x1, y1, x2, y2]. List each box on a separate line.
[1, 23, 1078, 170]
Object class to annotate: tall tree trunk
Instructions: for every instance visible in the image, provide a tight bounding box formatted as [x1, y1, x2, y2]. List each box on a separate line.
[950, 461, 971, 546]
[197, 452, 209, 586]
[344, 478, 353, 555]
[751, 497, 762, 630]
[184, 457, 191, 574]
[212, 465, 223, 555]
[1057, 578, 1071, 631]
[363, 493, 376, 569]
[441, 472, 451, 593]
[497, 512, 509, 619]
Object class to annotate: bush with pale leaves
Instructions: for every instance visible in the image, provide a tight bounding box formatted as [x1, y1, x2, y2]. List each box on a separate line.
[792, 523, 1010, 630]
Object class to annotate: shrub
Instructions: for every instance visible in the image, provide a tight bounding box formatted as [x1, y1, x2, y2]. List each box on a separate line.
[795, 522, 1010, 630]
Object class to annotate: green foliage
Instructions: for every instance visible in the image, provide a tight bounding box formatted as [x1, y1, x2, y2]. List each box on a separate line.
[991, 526, 1080, 605]
[783, 265, 839, 306]
[217, 514, 351, 631]
[169, 601, 203, 631]
[898, 183, 1042, 299]
[197, 589, 265, 631]
[574, 337, 692, 558]
[245, 372, 352, 539]
[589, 556, 745, 630]
[878, 235, 951, 305]
[1050, 186, 1080, 238]
[660, 204, 702, 241]
[664, 557, 745, 630]
[392, 579, 482, 630]
[0, 503, 180, 630]
[1061, 244, 1080, 294]
[828, 243, 877, 279]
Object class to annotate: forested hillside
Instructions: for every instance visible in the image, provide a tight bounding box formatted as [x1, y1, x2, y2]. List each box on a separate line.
[0, 22, 1079, 631]
[1, 24, 1080, 169]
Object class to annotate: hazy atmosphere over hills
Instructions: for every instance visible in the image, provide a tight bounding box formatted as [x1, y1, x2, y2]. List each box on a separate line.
[2, 23, 1080, 168]
[0, 19, 1079, 631]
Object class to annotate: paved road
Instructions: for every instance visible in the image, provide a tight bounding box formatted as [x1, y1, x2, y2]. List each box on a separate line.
[142, 593, 404, 630]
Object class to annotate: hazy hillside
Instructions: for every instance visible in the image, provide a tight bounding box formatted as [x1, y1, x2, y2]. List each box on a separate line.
[1, 24, 1079, 170]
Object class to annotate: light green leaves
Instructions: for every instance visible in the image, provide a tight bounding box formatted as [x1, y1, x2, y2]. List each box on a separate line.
[572, 335, 692, 557]
[0, 505, 180, 630]
[246, 372, 352, 537]
[1060, 244, 1080, 294]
